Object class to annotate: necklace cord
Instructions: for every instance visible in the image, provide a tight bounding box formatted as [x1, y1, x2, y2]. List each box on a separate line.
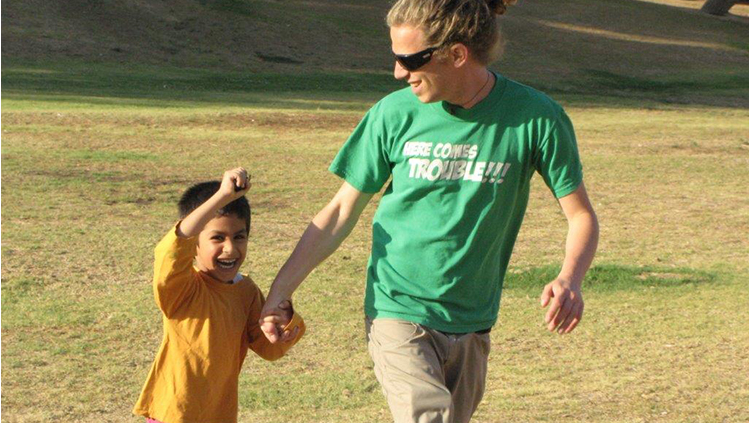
[461, 70, 492, 109]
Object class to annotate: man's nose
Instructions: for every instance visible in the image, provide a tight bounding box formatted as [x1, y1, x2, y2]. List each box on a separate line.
[394, 61, 409, 81]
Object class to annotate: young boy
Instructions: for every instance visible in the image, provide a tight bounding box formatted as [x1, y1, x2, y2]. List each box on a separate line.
[133, 167, 305, 423]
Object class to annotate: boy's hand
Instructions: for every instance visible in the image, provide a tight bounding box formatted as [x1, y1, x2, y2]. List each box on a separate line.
[259, 300, 299, 343]
[218, 167, 251, 203]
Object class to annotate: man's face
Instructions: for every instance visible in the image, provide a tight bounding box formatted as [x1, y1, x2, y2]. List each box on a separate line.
[195, 214, 248, 283]
[390, 25, 456, 103]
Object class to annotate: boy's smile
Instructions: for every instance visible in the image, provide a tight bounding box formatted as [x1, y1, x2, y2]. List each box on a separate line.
[195, 214, 248, 283]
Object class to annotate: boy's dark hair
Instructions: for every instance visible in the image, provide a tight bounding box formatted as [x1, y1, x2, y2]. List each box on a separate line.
[178, 181, 251, 233]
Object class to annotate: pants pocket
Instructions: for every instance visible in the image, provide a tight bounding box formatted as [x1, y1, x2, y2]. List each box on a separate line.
[479, 332, 491, 357]
[367, 318, 421, 350]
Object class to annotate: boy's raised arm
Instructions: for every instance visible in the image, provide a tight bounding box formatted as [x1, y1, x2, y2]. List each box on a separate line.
[177, 168, 250, 238]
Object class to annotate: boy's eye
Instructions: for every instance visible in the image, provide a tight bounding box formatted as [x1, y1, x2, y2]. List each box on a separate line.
[211, 236, 224, 241]
[234, 234, 247, 240]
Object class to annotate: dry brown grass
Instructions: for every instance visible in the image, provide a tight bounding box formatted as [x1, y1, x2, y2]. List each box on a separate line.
[1, 95, 747, 421]
[1, 0, 747, 420]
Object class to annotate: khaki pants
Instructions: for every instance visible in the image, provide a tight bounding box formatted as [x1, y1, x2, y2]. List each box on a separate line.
[366, 318, 491, 423]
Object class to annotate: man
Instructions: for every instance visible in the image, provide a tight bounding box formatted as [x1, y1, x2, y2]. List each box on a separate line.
[259, 0, 598, 421]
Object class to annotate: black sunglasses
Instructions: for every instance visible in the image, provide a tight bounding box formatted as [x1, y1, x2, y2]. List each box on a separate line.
[394, 46, 440, 71]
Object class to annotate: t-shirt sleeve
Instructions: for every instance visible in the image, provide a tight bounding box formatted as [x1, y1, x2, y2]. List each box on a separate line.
[153, 223, 199, 317]
[328, 106, 392, 193]
[534, 108, 583, 199]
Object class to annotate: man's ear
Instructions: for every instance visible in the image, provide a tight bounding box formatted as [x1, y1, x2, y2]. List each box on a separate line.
[449, 43, 470, 68]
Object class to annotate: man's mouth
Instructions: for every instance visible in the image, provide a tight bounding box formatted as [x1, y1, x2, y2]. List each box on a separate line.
[216, 259, 238, 269]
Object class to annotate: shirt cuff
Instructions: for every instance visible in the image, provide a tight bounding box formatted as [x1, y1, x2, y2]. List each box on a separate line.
[281, 313, 306, 345]
[282, 312, 304, 333]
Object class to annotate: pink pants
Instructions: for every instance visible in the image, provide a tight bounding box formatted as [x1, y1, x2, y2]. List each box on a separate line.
[146, 419, 164, 423]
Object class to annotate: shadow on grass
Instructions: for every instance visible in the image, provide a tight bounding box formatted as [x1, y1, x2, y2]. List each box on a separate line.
[504, 264, 716, 293]
[2, 60, 747, 111]
[1, 61, 402, 111]
[584, 69, 747, 94]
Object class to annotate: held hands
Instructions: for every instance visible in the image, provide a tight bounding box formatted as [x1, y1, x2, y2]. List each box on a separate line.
[217, 167, 251, 204]
[259, 300, 300, 344]
[540, 278, 584, 335]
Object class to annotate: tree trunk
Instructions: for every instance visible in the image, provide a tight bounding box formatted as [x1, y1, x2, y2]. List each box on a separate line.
[701, 0, 740, 16]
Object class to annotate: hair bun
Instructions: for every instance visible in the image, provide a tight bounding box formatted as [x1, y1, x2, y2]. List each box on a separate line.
[486, 0, 517, 15]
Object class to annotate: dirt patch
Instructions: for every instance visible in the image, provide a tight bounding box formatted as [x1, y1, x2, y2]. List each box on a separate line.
[251, 112, 360, 130]
[250, 197, 291, 212]
[2, 110, 362, 132]
[164, 112, 361, 131]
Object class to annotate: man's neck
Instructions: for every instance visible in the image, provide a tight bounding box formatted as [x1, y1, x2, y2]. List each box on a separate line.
[449, 67, 495, 110]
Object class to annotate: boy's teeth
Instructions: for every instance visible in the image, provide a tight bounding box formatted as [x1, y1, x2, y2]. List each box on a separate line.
[217, 259, 236, 268]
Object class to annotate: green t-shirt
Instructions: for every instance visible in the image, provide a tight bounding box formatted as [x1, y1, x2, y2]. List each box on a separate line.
[329, 74, 582, 333]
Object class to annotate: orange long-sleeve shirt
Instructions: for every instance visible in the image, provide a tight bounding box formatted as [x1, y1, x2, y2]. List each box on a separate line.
[133, 225, 305, 423]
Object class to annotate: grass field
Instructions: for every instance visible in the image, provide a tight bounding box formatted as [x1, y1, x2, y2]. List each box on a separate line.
[2, 0, 749, 422]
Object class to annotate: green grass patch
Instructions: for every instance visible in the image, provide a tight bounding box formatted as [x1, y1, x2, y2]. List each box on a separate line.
[505, 264, 716, 293]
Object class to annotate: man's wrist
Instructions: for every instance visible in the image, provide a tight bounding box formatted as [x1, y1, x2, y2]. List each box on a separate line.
[266, 292, 291, 309]
[556, 274, 582, 290]
[267, 276, 297, 304]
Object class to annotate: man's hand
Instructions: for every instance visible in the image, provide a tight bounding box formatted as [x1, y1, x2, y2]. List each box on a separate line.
[540, 183, 596, 335]
[259, 300, 299, 344]
[540, 278, 583, 334]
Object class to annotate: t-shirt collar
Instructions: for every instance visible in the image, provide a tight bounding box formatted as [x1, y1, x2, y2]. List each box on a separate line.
[193, 266, 244, 287]
[431, 71, 507, 121]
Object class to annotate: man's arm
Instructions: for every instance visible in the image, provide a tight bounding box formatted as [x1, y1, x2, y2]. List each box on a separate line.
[261, 181, 374, 342]
[540, 181, 599, 334]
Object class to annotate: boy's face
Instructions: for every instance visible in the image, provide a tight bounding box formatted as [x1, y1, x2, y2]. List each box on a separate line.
[195, 214, 248, 283]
